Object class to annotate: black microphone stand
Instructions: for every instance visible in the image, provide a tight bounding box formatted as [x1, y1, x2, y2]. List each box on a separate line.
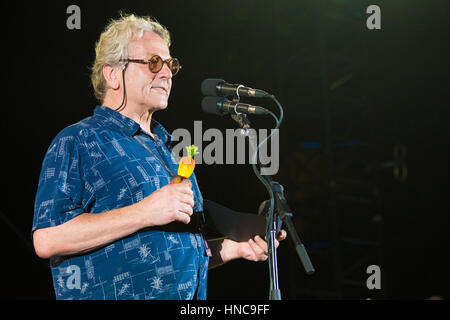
[232, 116, 281, 300]
[262, 176, 315, 275]
[230, 112, 280, 299]
[256, 166, 315, 300]
[229, 92, 314, 300]
[263, 177, 283, 300]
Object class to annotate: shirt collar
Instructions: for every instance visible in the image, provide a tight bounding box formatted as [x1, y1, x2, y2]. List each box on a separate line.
[93, 106, 172, 144]
[151, 118, 172, 144]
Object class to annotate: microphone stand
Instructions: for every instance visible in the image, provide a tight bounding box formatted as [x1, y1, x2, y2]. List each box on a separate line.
[236, 117, 281, 300]
[263, 176, 315, 275]
[231, 113, 281, 300]
[229, 93, 314, 300]
[264, 179, 282, 300]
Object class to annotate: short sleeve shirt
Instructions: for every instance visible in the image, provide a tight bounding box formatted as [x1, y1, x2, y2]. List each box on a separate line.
[32, 106, 209, 300]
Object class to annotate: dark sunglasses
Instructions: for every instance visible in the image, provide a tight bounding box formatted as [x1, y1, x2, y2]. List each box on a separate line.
[121, 55, 181, 76]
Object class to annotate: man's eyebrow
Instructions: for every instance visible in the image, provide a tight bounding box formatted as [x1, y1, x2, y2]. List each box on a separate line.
[128, 53, 172, 60]
[147, 53, 172, 59]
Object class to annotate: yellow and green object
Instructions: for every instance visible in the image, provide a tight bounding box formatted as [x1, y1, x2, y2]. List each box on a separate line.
[170, 145, 199, 184]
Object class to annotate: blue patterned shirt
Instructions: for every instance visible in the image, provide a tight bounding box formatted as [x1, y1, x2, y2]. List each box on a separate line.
[32, 106, 209, 300]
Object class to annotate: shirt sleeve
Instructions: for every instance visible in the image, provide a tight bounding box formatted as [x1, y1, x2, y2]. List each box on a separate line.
[32, 131, 95, 234]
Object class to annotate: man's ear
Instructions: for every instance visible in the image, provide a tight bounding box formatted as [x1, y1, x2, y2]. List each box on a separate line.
[102, 64, 122, 90]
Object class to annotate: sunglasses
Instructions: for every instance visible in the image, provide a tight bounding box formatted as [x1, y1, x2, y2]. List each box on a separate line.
[121, 55, 181, 76]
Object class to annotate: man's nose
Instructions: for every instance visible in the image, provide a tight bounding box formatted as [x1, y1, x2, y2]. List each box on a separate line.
[158, 62, 173, 79]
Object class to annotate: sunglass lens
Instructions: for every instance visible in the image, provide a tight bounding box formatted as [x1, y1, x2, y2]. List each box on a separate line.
[149, 56, 163, 73]
[169, 58, 180, 75]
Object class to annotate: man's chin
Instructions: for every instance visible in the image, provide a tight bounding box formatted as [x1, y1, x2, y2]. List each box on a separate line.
[157, 101, 169, 109]
[148, 102, 168, 112]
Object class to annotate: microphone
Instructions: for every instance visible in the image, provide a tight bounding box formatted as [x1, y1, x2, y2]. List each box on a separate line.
[202, 96, 270, 116]
[201, 78, 269, 98]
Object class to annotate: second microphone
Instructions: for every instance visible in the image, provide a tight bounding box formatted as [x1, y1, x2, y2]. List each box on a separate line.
[202, 96, 270, 116]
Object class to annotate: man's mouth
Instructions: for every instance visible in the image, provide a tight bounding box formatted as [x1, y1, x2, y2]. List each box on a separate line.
[151, 86, 169, 95]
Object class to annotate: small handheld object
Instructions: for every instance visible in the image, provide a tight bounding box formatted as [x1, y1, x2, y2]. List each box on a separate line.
[170, 145, 199, 184]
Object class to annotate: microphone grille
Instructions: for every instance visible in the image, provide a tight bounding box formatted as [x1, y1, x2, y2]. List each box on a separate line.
[201, 96, 224, 116]
[201, 78, 224, 96]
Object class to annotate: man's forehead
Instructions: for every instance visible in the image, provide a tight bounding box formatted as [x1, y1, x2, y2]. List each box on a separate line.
[128, 31, 171, 58]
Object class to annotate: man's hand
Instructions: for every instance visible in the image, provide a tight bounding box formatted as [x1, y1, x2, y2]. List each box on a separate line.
[236, 230, 287, 262]
[209, 230, 287, 269]
[135, 179, 195, 226]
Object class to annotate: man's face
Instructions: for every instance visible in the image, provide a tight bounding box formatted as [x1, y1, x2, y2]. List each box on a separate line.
[125, 31, 173, 111]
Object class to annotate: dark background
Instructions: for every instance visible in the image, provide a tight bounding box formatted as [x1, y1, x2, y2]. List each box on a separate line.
[1, 0, 449, 300]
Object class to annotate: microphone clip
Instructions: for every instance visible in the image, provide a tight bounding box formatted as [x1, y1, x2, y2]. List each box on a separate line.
[231, 113, 251, 129]
[230, 92, 252, 129]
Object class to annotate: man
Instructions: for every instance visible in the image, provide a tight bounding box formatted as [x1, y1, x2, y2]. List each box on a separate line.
[32, 14, 286, 300]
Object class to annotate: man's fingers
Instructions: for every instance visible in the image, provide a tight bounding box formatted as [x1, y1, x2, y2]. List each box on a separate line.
[277, 230, 287, 240]
[169, 183, 195, 207]
[170, 181, 193, 195]
[253, 236, 269, 254]
[179, 203, 193, 216]
[180, 179, 193, 191]
[181, 178, 192, 188]
[242, 231, 287, 262]
[249, 237, 268, 259]
[176, 211, 191, 224]
[179, 194, 195, 208]
[178, 185, 194, 197]
[249, 240, 268, 261]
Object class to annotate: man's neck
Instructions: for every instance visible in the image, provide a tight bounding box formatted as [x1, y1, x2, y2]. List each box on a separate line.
[103, 102, 155, 138]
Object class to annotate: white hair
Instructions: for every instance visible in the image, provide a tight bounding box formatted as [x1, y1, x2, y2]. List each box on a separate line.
[91, 13, 171, 102]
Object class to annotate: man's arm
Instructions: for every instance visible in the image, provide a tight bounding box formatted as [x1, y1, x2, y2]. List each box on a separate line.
[33, 180, 194, 259]
[207, 230, 287, 269]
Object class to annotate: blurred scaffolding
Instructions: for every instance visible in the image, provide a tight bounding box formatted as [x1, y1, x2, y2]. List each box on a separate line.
[276, 1, 405, 299]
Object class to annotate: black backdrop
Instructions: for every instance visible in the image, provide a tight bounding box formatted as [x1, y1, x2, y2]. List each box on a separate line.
[2, 0, 449, 300]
